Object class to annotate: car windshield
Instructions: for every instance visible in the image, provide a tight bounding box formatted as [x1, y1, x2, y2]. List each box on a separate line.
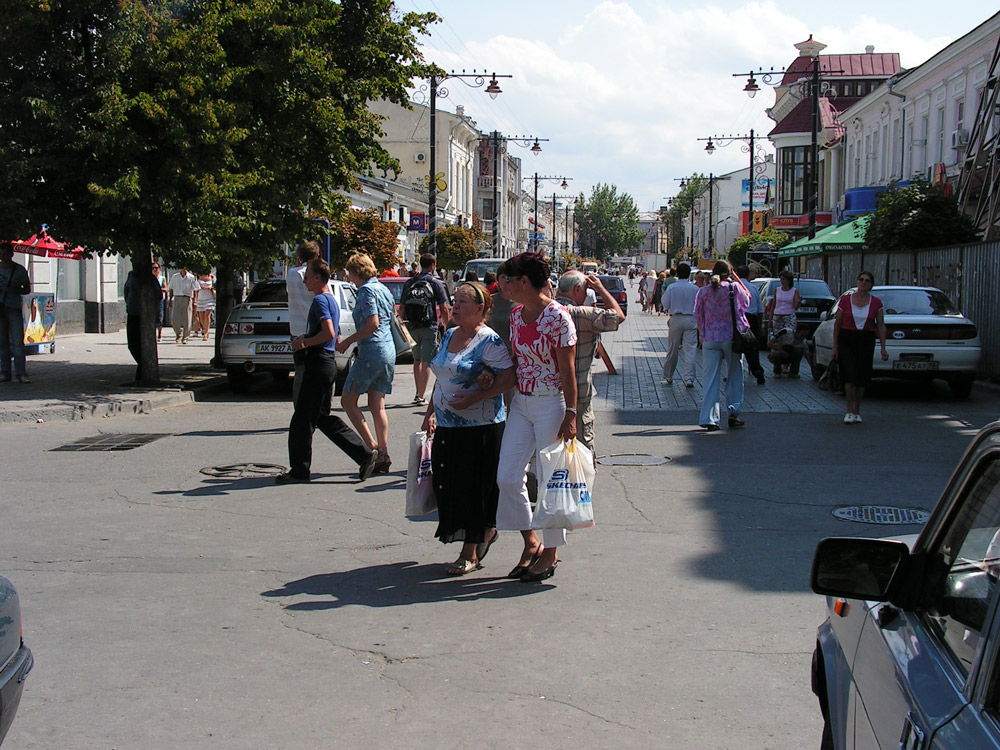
[766, 279, 832, 297]
[877, 289, 960, 315]
[245, 280, 287, 304]
[380, 280, 405, 303]
[598, 276, 624, 290]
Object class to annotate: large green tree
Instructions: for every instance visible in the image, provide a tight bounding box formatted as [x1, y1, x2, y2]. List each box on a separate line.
[866, 181, 980, 253]
[575, 183, 645, 261]
[663, 174, 707, 254]
[0, 0, 435, 382]
[418, 225, 476, 271]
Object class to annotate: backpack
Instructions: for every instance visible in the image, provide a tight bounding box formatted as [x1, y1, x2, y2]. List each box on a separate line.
[402, 276, 436, 327]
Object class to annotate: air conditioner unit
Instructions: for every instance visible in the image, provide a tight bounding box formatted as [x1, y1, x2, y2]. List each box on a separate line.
[951, 129, 969, 149]
[414, 151, 427, 163]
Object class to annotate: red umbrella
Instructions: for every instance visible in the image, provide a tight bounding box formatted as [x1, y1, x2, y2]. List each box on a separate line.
[10, 230, 84, 259]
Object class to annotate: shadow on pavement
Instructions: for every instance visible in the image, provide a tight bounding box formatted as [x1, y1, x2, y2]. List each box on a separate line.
[262, 561, 552, 609]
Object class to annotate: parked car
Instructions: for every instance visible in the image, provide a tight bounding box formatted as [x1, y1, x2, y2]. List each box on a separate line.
[219, 278, 359, 394]
[462, 258, 504, 281]
[810, 285, 981, 398]
[0, 574, 33, 746]
[752, 276, 837, 338]
[811, 419, 1000, 749]
[596, 274, 629, 316]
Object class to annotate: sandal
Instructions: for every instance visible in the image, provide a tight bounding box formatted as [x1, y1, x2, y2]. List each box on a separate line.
[506, 545, 544, 579]
[444, 558, 481, 576]
[476, 529, 499, 564]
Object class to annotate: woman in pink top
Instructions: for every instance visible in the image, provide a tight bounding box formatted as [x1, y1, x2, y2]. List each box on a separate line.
[769, 270, 800, 334]
[693, 260, 751, 431]
[831, 271, 887, 424]
[495, 252, 578, 583]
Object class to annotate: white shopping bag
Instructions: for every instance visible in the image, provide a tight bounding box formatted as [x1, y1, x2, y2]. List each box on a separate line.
[405, 431, 436, 517]
[532, 438, 595, 530]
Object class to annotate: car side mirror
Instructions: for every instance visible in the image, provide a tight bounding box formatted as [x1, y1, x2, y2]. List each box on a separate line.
[810, 537, 910, 601]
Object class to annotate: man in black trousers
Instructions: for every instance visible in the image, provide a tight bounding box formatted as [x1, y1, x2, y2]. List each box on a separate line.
[277, 258, 378, 484]
[736, 264, 766, 385]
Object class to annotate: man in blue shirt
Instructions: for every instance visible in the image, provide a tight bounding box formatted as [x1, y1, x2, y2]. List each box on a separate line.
[278, 258, 377, 484]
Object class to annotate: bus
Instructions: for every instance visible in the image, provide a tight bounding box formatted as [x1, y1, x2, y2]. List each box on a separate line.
[581, 261, 599, 275]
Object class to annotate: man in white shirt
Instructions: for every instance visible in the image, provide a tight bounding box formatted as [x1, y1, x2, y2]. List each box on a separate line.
[167, 267, 201, 343]
[288, 241, 321, 405]
[661, 263, 699, 387]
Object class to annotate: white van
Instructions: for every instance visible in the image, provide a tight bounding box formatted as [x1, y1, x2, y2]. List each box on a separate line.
[462, 258, 504, 281]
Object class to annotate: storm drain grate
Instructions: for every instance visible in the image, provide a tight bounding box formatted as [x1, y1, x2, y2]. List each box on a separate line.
[51, 433, 170, 452]
[598, 453, 672, 467]
[832, 505, 930, 525]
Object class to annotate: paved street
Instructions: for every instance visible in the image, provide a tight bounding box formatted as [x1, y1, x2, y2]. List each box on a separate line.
[1, 310, 996, 749]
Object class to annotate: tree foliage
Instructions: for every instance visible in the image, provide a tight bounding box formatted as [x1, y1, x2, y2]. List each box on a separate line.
[0, 0, 436, 382]
[866, 181, 980, 253]
[575, 183, 645, 260]
[330, 209, 400, 274]
[419, 225, 477, 271]
[726, 227, 791, 268]
[663, 175, 707, 254]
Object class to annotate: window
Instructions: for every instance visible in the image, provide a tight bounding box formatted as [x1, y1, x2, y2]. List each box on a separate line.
[881, 124, 889, 180]
[957, 100, 965, 132]
[921, 458, 1000, 676]
[779, 146, 808, 215]
[842, 81, 854, 97]
[891, 118, 900, 179]
[905, 120, 914, 178]
[937, 106, 946, 163]
[921, 114, 930, 172]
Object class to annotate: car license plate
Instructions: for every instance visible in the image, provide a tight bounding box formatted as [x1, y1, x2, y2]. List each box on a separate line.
[893, 360, 939, 371]
[799, 306, 817, 313]
[256, 342, 292, 354]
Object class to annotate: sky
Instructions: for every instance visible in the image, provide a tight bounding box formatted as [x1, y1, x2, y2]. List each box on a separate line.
[401, 0, 997, 212]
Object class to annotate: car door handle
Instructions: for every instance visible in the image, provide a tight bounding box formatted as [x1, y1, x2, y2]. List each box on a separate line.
[899, 711, 926, 750]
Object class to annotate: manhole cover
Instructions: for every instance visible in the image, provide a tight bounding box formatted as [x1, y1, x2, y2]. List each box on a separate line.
[200, 463, 287, 478]
[832, 505, 930, 525]
[598, 453, 671, 466]
[51, 433, 169, 452]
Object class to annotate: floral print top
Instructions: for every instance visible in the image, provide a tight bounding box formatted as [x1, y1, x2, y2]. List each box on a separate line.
[430, 326, 513, 427]
[510, 301, 577, 393]
[694, 280, 751, 343]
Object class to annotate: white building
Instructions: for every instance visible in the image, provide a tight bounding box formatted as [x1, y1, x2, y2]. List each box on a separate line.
[686, 156, 776, 257]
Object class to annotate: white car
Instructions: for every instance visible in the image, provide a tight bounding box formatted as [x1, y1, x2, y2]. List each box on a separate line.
[810, 285, 981, 398]
[220, 278, 359, 394]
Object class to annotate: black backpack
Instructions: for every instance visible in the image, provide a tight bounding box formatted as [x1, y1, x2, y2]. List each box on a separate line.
[402, 277, 436, 327]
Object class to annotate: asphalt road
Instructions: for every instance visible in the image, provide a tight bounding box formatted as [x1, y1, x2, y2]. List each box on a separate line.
[1, 374, 995, 749]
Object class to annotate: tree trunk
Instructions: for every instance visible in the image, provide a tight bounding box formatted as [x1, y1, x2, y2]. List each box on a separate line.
[132, 249, 161, 385]
[211, 255, 236, 369]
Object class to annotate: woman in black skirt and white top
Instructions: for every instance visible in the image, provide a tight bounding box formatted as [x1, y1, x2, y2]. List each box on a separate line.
[831, 271, 888, 424]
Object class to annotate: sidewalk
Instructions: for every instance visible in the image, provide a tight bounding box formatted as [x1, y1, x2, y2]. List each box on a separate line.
[0, 328, 223, 424]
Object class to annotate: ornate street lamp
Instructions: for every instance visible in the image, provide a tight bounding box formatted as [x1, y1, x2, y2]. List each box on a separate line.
[487, 132, 547, 257]
[698, 130, 771, 235]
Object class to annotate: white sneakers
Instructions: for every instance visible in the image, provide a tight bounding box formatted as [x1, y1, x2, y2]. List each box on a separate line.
[843, 413, 864, 424]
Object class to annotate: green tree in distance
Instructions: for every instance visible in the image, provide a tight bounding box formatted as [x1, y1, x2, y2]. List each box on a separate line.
[664, 175, 707, 255]
[330, 209, 401, 274]
[575, 183, 645, 261]
[419, 225, 477, 271]
[0, 0, 436, 382]
[866, 181, 980, 253]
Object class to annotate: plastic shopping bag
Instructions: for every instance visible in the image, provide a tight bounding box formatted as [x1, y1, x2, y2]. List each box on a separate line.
[532, 438, 595, 530]
[405, 431, 436, 517]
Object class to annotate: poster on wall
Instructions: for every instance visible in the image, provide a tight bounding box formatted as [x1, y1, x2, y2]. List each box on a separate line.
[22, 292, 56, 351]
[741, 177, 775, 210]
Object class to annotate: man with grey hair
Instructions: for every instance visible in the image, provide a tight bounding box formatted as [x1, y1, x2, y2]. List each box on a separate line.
[555, 271, 625, 457]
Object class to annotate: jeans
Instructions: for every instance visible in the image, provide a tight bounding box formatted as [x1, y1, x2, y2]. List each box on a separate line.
[699, 340, 744, 427]
[287, 348, 371, 478]
[0, 305, 26, 378]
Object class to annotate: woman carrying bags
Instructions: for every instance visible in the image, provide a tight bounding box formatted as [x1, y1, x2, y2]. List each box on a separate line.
[831, 270, 888, 424]
[495, 251, 578, 583]
[421, 282, 515, 576]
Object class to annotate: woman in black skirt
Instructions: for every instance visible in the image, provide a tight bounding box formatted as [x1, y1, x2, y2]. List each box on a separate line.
[421, 282, 516, 575]
[831, 271, 888, 424]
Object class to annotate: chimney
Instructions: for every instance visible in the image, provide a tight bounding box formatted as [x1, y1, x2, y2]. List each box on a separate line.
[865, 45, 874, 54]
[455, 105, 465, 117]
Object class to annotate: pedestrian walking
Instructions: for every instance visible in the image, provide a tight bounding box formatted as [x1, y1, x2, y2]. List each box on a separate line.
[660, 262, 698, 387]
[195, 271, 216, 341]
[421, 282, 515, 575]
[495, 251, 578, 583]
[736, 264, 766, 385]
[400, 253, 450, 405]
[555, 270, 624, 457]
[153, 261, 167, 342]
[693, 260, 751, 431]
[288, 242, 321, 405]
[167, 267, 200, 343]
[336, 252, 397, 473]
[831, 271, 888, 424]
[0, 242, 31, 383]
[277, 258, 377, 484]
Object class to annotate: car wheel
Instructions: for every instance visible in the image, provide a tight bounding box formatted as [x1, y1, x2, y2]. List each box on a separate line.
[950, 374, 974, 400]
[334, 351, 356, 397]
[270, 370, 290, 382]
[226, 366, 252, 394]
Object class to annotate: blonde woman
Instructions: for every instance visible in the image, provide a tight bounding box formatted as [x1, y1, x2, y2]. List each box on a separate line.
[336, 253, 397, 472]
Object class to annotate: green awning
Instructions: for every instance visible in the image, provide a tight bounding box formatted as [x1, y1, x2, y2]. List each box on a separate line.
[777, 214, 871, 258]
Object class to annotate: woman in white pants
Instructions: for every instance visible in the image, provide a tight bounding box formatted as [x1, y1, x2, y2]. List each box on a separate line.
[495, 251, 578, 583]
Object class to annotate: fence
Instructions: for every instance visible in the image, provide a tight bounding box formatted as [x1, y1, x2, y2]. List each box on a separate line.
[802, 240, 1000, 377]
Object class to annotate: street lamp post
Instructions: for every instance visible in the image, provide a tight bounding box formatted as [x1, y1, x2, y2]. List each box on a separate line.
[488, 132, 546, 257]
[523, 174, 571, 262]
[424, 70, 511, 256]
[699, 129, 770, 235]
[550, 194, 576, 267]
[733, 60, 840, 239]
[673, 177, 697, 254]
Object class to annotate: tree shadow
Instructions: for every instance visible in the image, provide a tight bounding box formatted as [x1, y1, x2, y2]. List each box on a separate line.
[261, 561, 552, 609]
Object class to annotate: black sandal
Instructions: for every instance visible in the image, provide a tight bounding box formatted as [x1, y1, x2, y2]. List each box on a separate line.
[506, 546, 543, 579]
[476, 529, 499, 564]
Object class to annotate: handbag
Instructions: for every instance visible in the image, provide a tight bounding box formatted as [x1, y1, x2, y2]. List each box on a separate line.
[532, 439, 595, 530]
[390, 312, 415, 359]
[405, 431, 436, 517]
[729, 285, 757, 354]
